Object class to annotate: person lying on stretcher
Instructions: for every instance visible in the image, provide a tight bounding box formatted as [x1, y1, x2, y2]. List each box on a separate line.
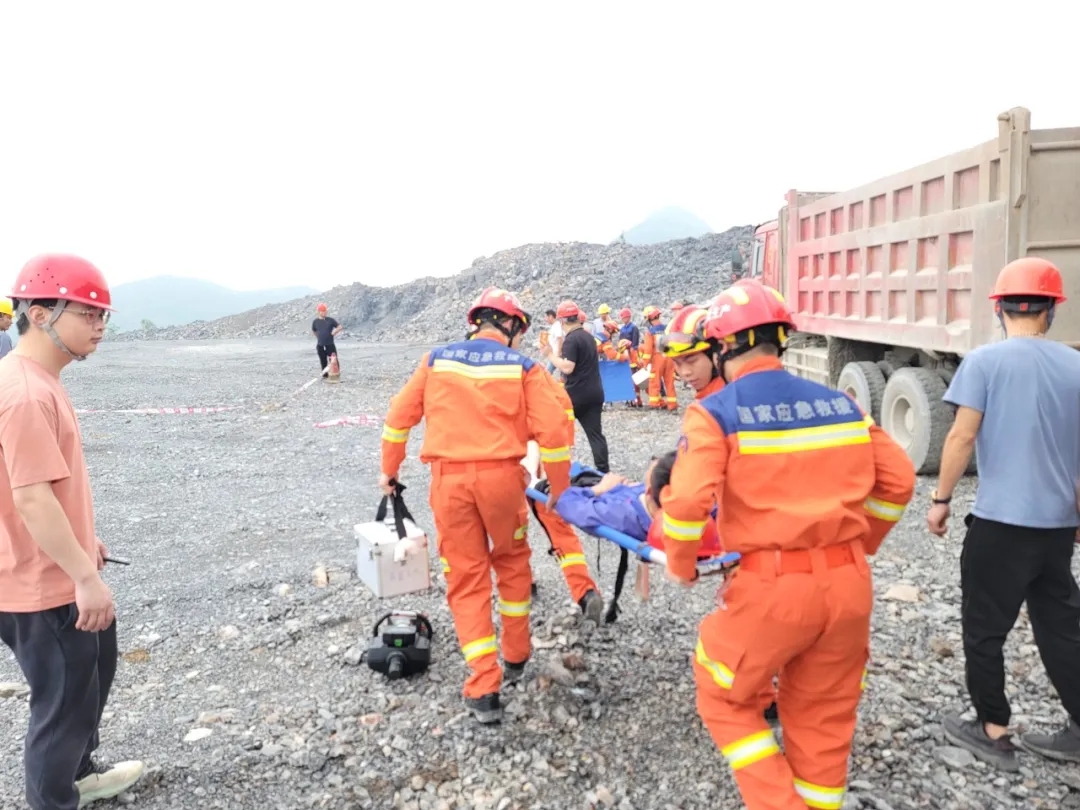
[532, 450, 723, 558]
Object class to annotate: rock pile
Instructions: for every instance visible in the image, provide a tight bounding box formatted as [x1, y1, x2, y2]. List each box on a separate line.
[112, 227, 753, 343]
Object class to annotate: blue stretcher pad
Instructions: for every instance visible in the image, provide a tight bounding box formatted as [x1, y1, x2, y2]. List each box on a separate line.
[598, 359, 637, 403]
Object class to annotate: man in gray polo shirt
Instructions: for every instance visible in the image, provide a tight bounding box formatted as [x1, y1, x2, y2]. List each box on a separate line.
[927, 257, 1080, 771]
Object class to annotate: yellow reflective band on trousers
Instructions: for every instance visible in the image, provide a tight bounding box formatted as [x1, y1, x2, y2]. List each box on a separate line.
[513, 525, 527, 540]
[498, 598, 531, 618]
[695, 639, 734, 689]
[735, 416, 872, 455]
[794, 779, 846, 809]
[540, 445, 571, 462]
[860, 668, 868, 691]
[461, 635, 498, 662]
[864, 495, 905, 522]
[565, 409, 575, 422]
[439, 556, 450, 574]
[664, 513, 706, 542]
[431, 359, 524, 380]
[720, 729, 780, 770]
[559, 553, 587, 569]
[381, 424, 409, 443]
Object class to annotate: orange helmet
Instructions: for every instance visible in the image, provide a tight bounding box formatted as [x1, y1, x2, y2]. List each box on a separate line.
[467, 287, 531, 332]
[643, 306, 661, 321]
[990, 257, 1066, 312]
[555, 299, 582, 320]
[316, 302, 328, 312]
[704, 279, 795, 352]
[659, 305, 711, 357]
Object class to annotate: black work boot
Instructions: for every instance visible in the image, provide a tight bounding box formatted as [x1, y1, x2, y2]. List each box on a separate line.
[1018, 718, 1080, 763]
[464, 693, 503, 724]
[503, 658, 528, 685]
[764, 702, 780, 727]
[578, 590, 604, 624]
[942, 714, 1020, 771]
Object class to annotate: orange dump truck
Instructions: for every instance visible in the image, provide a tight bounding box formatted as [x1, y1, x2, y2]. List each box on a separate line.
[749, 107, 1080, 474]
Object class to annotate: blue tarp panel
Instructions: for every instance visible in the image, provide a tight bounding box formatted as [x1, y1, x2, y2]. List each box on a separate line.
[599, 359, 636, 403]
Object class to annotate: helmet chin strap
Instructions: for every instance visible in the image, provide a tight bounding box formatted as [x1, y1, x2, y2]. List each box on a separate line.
[15, 300, 88, 361]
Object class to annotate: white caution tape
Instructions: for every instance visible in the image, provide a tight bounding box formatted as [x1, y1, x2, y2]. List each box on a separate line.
[314, 415, 382, 428]
[76, 406, 244, 415]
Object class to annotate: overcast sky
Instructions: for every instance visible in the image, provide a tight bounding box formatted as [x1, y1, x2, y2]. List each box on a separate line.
[1, 1, 1075, 293]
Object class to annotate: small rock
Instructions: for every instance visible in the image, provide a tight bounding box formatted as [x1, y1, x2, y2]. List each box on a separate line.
[183, 728, 213, 743]
[343, 646, 364, 666]
[883, 584, 920, 603]
[0, 681, 30, 699]
[274, 583, 292, 597]
[313, 565, 329, 587]
[935, 746, 976, 769]
[217, 625, 241, 640]
[543, 655, 576, 687]
[595, 785, 615, 807]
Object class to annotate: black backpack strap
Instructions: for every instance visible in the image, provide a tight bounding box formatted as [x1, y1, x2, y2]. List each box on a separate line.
[375, 480, 413, 539]
[604, 548, 629, 624]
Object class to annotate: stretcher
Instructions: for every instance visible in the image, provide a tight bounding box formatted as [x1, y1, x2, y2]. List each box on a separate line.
[521, 444, 740, 622]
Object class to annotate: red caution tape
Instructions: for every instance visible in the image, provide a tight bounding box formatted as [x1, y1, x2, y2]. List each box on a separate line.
[313, 415, 382, 428]
[76, 406, 243, 415]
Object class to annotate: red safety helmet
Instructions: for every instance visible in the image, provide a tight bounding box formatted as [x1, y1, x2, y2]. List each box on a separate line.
[704, 279, 795, 351]
[467, 287, 531, 329]
[11, 254, 113, 310]
[618, 307, 632, 320]
[660, 305, 711, 357]
[316, 302, 328, 312]
[555, 299, 581, 319]
[670, 301, 685, 312]
[989, 257, 1066, 309]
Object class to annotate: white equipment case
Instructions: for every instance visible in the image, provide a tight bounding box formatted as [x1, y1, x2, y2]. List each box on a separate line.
[355, 491, 431, 598]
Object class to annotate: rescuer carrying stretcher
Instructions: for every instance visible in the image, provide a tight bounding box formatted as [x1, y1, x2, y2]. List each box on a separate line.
[378, 287, 573, 725]
[660, 279, 916, 810]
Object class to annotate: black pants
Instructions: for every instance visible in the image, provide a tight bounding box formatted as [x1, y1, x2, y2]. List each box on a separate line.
[0, 606, 118, 810]
[571, 398, 609, 473]
[317, 343, 337, 370]
[960, 514, 1080, 727]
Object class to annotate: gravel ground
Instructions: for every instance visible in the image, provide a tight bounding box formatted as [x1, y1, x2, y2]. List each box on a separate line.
[1, 338, 1079, 810]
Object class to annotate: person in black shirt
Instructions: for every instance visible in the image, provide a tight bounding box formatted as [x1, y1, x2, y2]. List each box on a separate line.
[311, 303, 342, 371]
[543, 300, 609, 473]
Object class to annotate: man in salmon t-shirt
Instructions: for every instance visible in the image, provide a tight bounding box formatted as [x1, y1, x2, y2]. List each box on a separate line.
[0, 255, 144, 810]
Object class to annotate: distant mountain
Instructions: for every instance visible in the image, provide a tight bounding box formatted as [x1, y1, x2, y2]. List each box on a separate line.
[617, 206, 713, 245]
[108, 276, 319, 333]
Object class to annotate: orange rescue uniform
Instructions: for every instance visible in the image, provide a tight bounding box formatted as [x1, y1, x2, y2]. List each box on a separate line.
[529, 375, 602, 603]
[643, 322, 677, 410]
[381, 334, 572, 699]
[694, 374, 725, 400]
[661, 356, 915, 810]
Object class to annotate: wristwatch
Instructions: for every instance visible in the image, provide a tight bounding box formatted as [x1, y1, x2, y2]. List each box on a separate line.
[931, 489, 951, 505]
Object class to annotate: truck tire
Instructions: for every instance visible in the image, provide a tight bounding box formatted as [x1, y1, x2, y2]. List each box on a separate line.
[837, 361, 886, 423]
[880, 367, 952, 475]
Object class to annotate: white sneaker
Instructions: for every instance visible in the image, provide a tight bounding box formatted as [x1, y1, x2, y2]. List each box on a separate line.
[76, 760, 145, 807]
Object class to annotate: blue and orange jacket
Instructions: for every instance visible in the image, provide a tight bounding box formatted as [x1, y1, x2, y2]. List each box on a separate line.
[381, 332, 572, 498]
[618, 322, 641, 349]
[660, 355, 916, 581]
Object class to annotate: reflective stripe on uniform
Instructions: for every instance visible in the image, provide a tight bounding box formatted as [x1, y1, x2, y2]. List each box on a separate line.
[664, 513, 706, 542]
[794, 779, 845, 810]
[860, 668, 868, 691]
[721, 729, 780, 770]
[462, 635, 498, 662]
[431, 359, 524, 380]
[439, 556, 450, 574]
[513, 525, 527, 540]
[381, 424, 409, 443]
[864, 496, 905, 522]
[540, 445, 571, 462]
[498, 598, 531, 618]
[736, 416, 872, 455]
[565, 409, 575, 421]
[694, 639, 734, 689]
[559, 552, 587, 569]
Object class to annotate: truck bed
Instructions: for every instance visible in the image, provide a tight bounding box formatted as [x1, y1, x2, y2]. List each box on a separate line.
[777, 108, 1080, 355]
